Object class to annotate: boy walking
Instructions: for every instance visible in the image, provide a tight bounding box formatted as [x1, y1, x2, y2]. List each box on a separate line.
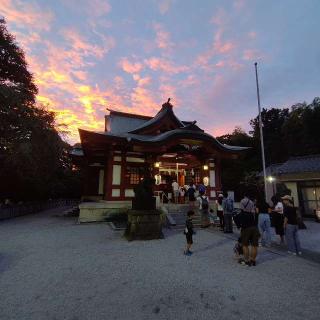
[184, 210, 195, 256]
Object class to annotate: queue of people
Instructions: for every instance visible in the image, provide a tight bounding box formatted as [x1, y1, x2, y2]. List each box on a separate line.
[184, 191, 303, 265]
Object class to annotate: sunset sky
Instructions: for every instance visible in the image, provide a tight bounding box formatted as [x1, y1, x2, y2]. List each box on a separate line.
[2, 0, 320, 143]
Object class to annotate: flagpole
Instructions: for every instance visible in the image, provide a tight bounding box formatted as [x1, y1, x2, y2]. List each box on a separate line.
[254, 62, 268, 201]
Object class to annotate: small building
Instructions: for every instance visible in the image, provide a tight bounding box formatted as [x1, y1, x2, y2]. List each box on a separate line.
[265, 155, 320, 217]
[72, 100, 247, 222]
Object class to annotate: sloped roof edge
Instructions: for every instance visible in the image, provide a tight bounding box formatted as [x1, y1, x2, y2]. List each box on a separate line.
[79, 128, 249, 153]
[128, 100, 184, 134]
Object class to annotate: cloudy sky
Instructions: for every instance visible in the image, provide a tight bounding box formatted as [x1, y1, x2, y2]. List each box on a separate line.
[1, 0, 320, 143]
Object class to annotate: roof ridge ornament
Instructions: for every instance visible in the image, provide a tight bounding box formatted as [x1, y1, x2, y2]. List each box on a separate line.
[162, 98, 173, 109]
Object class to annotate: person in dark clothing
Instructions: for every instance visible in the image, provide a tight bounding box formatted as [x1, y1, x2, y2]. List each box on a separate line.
[239, 194, 259, 266]
[282, 195, 302, 255]
[272, 195, 285, 244]
[184, 210, 195, 256]
[223, 191, 234, 233]
[186, 183, 196, 209]
[216, 193, 224, 231]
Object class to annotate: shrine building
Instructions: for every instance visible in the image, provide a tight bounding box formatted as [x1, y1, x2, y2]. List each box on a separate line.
[72, 100, 247, 222]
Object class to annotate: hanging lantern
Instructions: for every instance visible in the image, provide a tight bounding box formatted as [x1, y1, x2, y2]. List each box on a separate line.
[155, 174, 162, 185]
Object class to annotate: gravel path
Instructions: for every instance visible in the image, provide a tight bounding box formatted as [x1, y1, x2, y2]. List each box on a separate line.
[0, 208, 319, 320]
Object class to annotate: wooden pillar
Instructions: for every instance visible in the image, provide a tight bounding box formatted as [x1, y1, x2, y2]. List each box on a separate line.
[120, 151, 126, 200]
[104, 151, 113, 200]
[215, 157, 222, 191]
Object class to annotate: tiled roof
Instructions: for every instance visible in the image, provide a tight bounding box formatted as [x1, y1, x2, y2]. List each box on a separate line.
[80, 129, 249, 152]
[278, 155, 320, 174]
[264, 155, 320, 175]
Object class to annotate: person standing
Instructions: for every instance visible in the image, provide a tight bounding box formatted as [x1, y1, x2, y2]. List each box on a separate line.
[172, 180, 179, 204]
[184, 210, 195, 256]
[273, 196, 285, 244]
[223, 192, 234, 233]
[179, 186, 185, 204]
[239, 193, 259, 266]
[186, 182, 196, 209]
[282, 195, 302, 255]
[198, 190, 210, 228]
[216, 194, 224, 231]
[256, 198, 272, 247]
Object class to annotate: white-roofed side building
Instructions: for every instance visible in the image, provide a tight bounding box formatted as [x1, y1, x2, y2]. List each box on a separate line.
[264, 155, 320, 218]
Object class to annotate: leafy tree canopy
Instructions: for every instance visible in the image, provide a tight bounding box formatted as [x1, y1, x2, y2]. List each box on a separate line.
[217, 97, 320, 198]
[0, 18, 81, 201]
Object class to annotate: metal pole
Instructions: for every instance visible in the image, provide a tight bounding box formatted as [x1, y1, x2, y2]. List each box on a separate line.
[254, 62, 268, 201]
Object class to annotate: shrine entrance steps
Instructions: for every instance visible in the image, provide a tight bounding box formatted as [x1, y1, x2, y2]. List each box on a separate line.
[164, 204, 202, 230]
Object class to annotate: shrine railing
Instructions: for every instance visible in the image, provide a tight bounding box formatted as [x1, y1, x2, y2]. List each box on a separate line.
[0, 199, 80, 221]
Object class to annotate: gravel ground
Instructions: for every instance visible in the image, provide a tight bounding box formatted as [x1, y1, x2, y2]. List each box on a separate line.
[0, 208, 320, 320]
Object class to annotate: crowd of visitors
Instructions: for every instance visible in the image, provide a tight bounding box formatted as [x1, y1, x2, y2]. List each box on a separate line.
[182, 189, 303, 266]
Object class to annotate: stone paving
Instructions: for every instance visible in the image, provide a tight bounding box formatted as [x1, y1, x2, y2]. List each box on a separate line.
[0, 208, 320, 320]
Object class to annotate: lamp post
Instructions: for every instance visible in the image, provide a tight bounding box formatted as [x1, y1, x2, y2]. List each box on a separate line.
[254, 62, 268, 201]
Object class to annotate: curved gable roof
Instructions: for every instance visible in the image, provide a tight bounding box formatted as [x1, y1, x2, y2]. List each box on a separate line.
[129, 99, 184, 134]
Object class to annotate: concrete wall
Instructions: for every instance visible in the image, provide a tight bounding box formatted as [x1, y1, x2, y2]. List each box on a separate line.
[79, 200, 132, 223]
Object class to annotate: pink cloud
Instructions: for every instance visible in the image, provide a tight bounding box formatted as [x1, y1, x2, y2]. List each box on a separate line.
[248, 31, 257, 39]
[158, 0, 174, 14]
[213, 29, 235, 54]
[210, 8, 228, 26]
[1, 0, 54, 30]
[233, 0, 246, 11]
[62, 0, 111, 17]
[243, 49, 263, 61]
[178, 75, 199, 87]
[62, 29, 115, 59]
[132, 74, 152, 87]
[159, 83, 180, 106]
[119, 58, 144, 74]
[130, 86, 159, 115]
[72, 70, 88, 81]
[144, 57, 189, 74]
[215, 60, 225, 67]
[153, 23, 173, 51]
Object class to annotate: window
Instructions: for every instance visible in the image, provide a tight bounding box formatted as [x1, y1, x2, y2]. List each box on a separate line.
[185, 168, 201, 185]
[298, 181, 320, 216]
[125, 166, 144, 185]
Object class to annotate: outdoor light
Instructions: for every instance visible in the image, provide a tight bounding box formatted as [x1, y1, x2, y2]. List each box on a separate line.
[154, 162, 160, 168]
[203, 165, 208, 170]
[267, 176, 275, 182]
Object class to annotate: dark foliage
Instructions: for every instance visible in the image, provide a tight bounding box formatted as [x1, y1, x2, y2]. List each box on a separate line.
[217, 98, 320, 198]
[0, 18, 81, 201]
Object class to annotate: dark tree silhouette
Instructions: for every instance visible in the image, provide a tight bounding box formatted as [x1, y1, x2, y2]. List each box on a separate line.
[217, 98, 320, 199]
[0, 18, 81, 201]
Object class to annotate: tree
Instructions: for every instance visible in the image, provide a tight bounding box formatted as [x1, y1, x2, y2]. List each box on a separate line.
[0, 18, 81, 201]
[250, 108, 290, 165]
[0, 18, 40, 152]
[217, 127, 260, 200]
[218, 98, 320, 199]
[282, 98, 320, 156]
